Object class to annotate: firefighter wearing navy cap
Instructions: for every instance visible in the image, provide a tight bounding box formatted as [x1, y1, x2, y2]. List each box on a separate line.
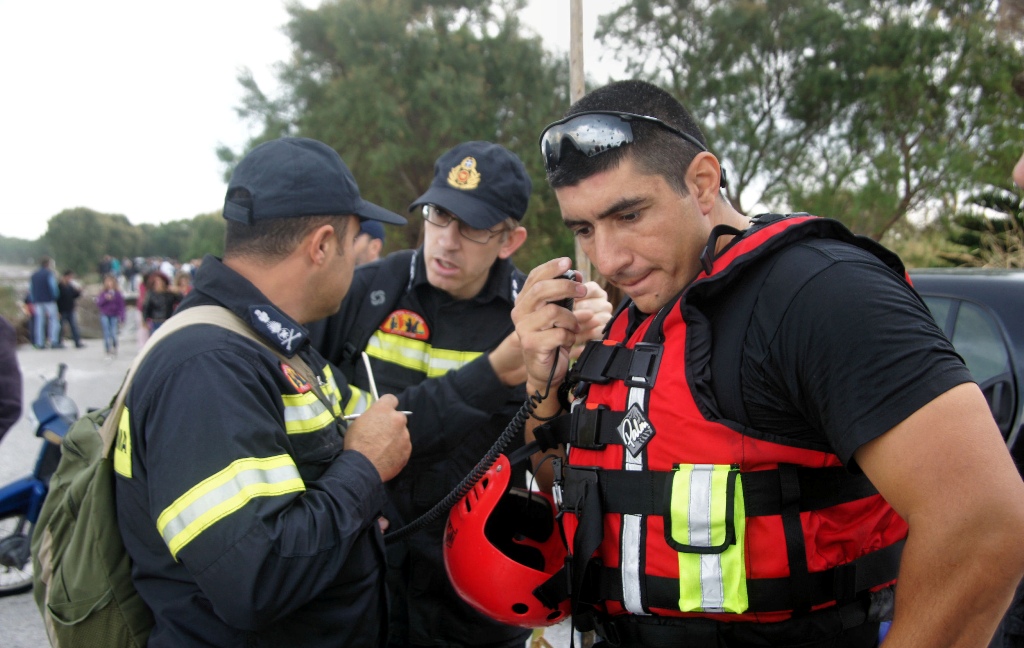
[506, 80, 1024, 647]
[115, 137, 412, 647]
[309, 141, 612, 648]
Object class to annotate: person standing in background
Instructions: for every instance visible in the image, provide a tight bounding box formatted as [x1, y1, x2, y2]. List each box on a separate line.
[142, 271, 181, 333]
[96, 273, 126, 359]
[56, 270, 85, 349]
[29, 257, 60, 349]
[354, 219, 386, 265]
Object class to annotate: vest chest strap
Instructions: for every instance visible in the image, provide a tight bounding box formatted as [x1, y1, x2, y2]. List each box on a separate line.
[571, 341, 663, 388]
[559, 464, 880, 518]
[585, 539, 903, 614]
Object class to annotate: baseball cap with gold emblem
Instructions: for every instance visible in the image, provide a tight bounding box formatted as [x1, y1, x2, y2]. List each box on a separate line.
[409, 141, 532, 229]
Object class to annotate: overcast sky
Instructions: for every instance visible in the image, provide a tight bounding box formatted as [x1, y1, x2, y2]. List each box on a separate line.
[0, 0, 625, 241]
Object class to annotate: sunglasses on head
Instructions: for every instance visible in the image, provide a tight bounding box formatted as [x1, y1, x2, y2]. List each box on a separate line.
[539, 110, 727, 187]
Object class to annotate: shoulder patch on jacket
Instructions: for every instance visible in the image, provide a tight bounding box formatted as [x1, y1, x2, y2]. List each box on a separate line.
[380, 309, 430, 340]
[281, 363, 312, 393]
[249, 305, 304, 355]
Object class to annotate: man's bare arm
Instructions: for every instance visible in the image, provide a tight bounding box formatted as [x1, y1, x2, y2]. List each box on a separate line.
[856, 383, 1024, 647]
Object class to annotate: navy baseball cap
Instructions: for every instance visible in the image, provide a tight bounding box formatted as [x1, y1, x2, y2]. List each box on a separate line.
[408, 141, 531, 229]
[359, 219, 385, 242]
[224, 137, 406, 226]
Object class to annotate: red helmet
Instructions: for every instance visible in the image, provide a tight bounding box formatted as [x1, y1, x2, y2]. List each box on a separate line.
[443, 454, 570, 627]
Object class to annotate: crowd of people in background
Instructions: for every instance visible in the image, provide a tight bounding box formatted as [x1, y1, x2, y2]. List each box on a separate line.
[21, 254, 203, 350]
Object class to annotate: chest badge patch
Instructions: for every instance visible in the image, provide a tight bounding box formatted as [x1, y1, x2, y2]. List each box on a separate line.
[447, 156, 481, 190]
[618, 403, 655, 457]
[281, 363, 312, 394]
[380, 309, 430, 340]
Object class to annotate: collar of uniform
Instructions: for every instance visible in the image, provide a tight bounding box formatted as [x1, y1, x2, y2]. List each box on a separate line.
[410, 246, 520, 306]
[184, 255, 309, 357]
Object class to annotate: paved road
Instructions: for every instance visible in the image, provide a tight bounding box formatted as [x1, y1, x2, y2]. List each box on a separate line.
[0, 319, 579, 647]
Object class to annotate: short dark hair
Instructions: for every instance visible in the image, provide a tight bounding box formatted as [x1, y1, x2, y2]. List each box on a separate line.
[547, 80, 709, 197]
[224, 212, 351, 262]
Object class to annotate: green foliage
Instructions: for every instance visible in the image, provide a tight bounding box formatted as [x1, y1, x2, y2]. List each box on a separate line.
[943, 187, 1024, 267]
[226, 0, 575, 270]
[0, 235, 45, 265]
[182, 212, 226, 260]
[881, 219, 962, 268]
[17, 208, 223, 275]
[43, 208, 144, 275]
[597, 0, 1024, 241]
[0, 285, 22, 327]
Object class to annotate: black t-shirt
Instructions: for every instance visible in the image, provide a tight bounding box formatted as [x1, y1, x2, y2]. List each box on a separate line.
[702, 236, 973, 467]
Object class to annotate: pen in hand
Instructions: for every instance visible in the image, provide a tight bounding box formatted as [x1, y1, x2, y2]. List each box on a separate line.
[342, 411, 412, 421]
[342, 351, 411, 421]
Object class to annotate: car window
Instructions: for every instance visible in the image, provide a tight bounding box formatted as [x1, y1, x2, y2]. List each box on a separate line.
[950, 301, 1012, 384]
[921, 295, 1011, 384]
[921, 296, 953, 332]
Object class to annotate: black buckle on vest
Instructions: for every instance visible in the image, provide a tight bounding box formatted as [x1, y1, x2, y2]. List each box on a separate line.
[624, 342, 662, 389]
[551, 457, 565, 514]
[559, 465, 600, 516]
[571, 405, 607, 450]
[572, 340, 618, 384]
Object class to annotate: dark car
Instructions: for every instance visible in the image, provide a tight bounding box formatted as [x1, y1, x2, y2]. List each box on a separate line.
[908, 268, 1024, 648]
[909, 268, 1024, 466]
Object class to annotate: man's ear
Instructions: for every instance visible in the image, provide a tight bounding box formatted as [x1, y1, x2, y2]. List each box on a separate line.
[688, 152, 724, 214]
[369, 238, 383, 258]
[497, 226, 528, 260]
[307, 224, 338, 265]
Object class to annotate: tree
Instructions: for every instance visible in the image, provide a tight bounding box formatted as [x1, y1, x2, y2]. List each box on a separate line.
[596, 0, 1024, 240]
[43, 208, 142, 275]
[182, 212, 225, 261]
[224, 0, 575, 269]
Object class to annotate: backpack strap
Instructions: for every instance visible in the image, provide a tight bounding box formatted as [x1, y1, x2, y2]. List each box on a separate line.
[99, 305, 324, 457]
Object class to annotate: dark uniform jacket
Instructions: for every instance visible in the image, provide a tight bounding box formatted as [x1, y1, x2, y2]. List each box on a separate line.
[310, 248, 531, 648]
[114, 255, 388, 648]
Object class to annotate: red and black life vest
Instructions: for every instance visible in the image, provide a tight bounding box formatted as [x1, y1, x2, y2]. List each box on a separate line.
[539, 215, 909, 626]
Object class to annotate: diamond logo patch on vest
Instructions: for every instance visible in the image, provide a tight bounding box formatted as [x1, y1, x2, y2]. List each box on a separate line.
[280, 363, 312, 393]
[447, 156, 481, 190]
[380, 309, 430, 341]
[618, 403, 655, 457]
[249, 305, 304, 354]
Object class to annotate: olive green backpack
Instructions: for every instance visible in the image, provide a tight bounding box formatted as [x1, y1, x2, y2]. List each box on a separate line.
[30, 305, 318, 647]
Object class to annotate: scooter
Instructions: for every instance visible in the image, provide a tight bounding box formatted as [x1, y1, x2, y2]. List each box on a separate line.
[0, 363, 79, 596]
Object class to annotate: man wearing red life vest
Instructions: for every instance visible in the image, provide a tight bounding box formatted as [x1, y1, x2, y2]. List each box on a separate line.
[511, 80, 1024, 647]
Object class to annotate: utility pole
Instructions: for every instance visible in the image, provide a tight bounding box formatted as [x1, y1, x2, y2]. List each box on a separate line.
[569, 0, 592, 282]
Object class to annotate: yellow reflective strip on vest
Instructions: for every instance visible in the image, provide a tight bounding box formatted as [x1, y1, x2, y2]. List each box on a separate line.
[366, 331, 482, 378]
[113, 407, 132, 478]
[157, 455, 304, 559]
[671, 464, 748, 613]
[280, 392, 334, 434]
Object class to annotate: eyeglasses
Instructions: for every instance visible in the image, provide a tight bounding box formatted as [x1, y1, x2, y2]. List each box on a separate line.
[539, 111, 725, 186]
[421, 204, 509, 245]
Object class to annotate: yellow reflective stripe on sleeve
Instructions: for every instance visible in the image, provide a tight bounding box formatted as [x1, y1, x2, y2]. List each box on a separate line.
[672, 464, 748, 613]
[157, 455, 304, 560]
[320, 364, 343, 417]
[113, 407, 132, 478]
[344, 385, 373, 417]
[281, 391, 335, 434]
[366, 330, 482, 378]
